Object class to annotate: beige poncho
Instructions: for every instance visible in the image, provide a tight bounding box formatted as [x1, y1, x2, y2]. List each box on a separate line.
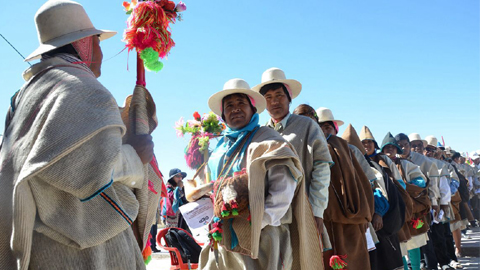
[200, 127, 324, 270]
[0, 58, 148, 270]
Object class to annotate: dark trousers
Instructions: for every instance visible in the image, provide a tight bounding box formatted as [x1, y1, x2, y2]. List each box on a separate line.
[421, 230, 438, 269]
[150, 224, 158, 248]
[430, 222, 451, 266]
[442, 222, 458, 262]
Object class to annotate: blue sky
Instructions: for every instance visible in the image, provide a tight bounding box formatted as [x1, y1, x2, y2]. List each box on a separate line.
[0, 0, 478, 177]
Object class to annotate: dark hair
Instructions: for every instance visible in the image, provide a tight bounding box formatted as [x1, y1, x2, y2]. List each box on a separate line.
[293, 104, 318, 121]
[451, 152, 461, 160]
[42, 43, 79, 59]
[167, 178, 177, 187]
[395, 133, 410, 143]
[320, 121, 337, 132]
[259, 83, 292, 102]
[221, 93, 257, 121]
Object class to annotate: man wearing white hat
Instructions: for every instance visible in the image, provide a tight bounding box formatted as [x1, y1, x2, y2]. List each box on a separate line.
[252, 68, 332, 236]
[0, 1, 155, 269]
[194, 78, 324, 270]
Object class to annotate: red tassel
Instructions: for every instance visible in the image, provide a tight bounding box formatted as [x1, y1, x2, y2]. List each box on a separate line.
[230, 200, 238, 209]
[330, 254, 348, 269]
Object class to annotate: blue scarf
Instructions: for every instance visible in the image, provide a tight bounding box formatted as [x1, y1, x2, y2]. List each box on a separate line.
[208, 113, 260, 182]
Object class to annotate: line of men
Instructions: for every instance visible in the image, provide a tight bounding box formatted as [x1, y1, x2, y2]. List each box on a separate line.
[243, 67, 479, 270]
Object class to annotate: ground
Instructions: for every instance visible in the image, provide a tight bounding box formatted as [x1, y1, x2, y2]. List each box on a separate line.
[147, 227, 480, 270]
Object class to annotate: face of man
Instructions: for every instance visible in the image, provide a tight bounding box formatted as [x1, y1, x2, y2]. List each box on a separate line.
[319, 122, 337, 137]
[382, 145, 398, 160]
[222, 94, 254, 130]
[263, 87, 290, 121]
[89, 35, 103, 78]
[474, 159, 480, 165]
[410, 140, 424, 154]
[173, 174, 183, 184]
[362, 140, 375, 156]
[460, 157, 466, 164]
[397, 139, 411, 158]
[424, 146, 437, 158]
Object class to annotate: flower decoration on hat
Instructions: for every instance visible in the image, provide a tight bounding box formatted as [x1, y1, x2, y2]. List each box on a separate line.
[175, 111, 226, 170]
[122, 0, 186, 72]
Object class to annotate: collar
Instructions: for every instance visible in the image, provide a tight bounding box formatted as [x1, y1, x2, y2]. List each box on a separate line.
[267, 113, 290, 131]
[23, 56, 94, 81]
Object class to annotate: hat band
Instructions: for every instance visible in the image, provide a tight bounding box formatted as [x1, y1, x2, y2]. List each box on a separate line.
[283, 83, 293, 99]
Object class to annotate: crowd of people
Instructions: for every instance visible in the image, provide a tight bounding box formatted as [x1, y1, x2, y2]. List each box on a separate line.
[0, 1, 478, 270]
[181, 68, 479, 270]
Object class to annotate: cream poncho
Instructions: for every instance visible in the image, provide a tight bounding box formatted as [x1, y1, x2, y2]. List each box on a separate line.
[0, 58, 147, 270]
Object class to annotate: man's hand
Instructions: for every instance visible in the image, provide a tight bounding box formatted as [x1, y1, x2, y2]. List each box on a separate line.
[315, 217, 324, 235]
[127, 134, 154, 164]
[372, 213, 383, 231]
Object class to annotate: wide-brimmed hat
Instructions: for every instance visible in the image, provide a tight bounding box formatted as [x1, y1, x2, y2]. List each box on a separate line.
[25, 0, 116, 61]
[316, 107, 344, 126]
[408, 133, 427, 147]
[424, 135, 438, 149]
[341, 124, 366, 155]
[208, 78, 266, 116]
[251, 68, 302, 99]
[381, 132, 403, 155]
[168, 168, 187, 182]
[359, 126, 379, 150]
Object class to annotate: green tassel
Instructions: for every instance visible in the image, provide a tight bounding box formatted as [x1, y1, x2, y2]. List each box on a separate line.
[232, 209, 239, 216]
[144, 255, 152, 265]
[221, 210, 230, 218]
[212, 232, 222, 241]
[140, 48, 163, 72]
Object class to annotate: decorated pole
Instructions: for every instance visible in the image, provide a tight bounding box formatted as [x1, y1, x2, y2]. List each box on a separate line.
[121, 0, 186, 265]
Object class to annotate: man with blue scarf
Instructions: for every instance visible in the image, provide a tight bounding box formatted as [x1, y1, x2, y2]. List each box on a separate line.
[196, 79, 325, 270]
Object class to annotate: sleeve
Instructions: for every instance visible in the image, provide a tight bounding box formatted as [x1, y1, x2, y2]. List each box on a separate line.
[307, 122, 333, 218]
[449, 165, 460, 182]
[111, 144, 145, 189]
[350, 145, 377, 181]
[438, 176, 452, 205]
[406, 161, 427, 188]
[467, 176, 474, 191]
[309, 162, 331, 218]
[171, 187, 183, 214]
[261, 165, 297, 229]
[373, 189, 390, 216]
[427, 162, 440, 206]
[30, 127, 144, 249]
[385, 157, 406, 189]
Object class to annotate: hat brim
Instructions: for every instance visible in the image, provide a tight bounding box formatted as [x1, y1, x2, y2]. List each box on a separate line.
[168, 172, 187, 182]
[410, 139, 428, 148]
[208, 88, 266, 116]
[251, 79, 302, 99]
[25, 28, 116, 62]
[381, 142, 404, 155]
[361, 138, 380, 150]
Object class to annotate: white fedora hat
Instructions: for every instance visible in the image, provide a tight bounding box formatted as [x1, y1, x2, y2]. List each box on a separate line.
[208, 78, 266, 116]
[408, 133, 427, 146]
[251, 68, 302, 99]
[25, 0, 116, 62]
[424, 135, 438, 148]
[316, 107, 344, 126]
